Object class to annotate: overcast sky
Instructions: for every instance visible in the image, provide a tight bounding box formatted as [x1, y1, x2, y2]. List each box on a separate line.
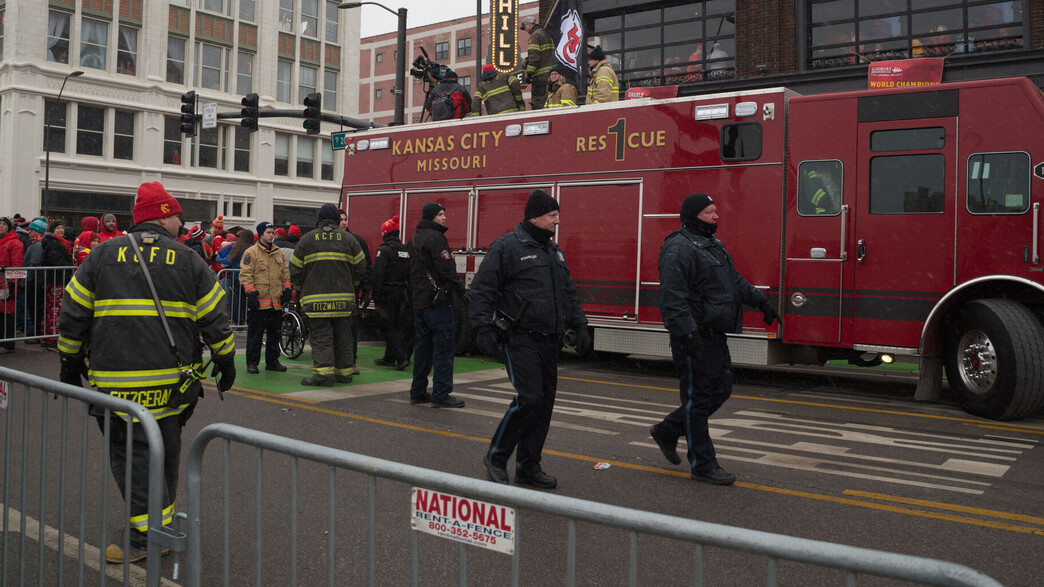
[358, 2, 486, 38]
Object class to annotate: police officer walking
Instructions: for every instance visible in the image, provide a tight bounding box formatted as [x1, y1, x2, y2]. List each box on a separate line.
[58, 181, 236, 562]
[520, 15, 554, 109]
[408, 202, 467, 407]
[372, 215, 411, 369]
[290, 203, 366, 386]
[239, 221, 292, 374]
[471, 190, 591, 489]
[649, 193, 780, 485]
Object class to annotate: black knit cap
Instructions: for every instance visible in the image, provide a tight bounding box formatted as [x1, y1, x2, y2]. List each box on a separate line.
[588, 45, 605, 61]
[316, 203, 340, 225]
[680, 193, 714, 224]
[524, 189, 560, 220]
[422, 202, 445, 221]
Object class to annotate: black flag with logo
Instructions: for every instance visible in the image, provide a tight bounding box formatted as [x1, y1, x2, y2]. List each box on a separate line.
[544, 0, 585, 90]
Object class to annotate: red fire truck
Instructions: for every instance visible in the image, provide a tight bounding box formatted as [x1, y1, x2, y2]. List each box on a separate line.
[341, 76, 1044, 420]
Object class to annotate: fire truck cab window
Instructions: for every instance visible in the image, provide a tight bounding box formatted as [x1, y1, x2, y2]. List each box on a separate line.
[967, 152, 1030, 214]
[720, 122, 762, 161]
[870, 127, 945, 151]
[798, 160, 842, 216]
[869, 154, 945, 214]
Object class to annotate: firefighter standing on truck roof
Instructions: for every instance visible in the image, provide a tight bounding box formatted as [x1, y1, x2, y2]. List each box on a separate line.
[520, 15, 554, 109]
[546, 64, 579, 108]
[290, 203, 366, 386]
[471, 64, 525, 116]
[58, 181, 236, 564]
[471, 190, 591, 490]
[648, 193, 780, 486]
[407, 202, 467, 408]
[586, 45, 619, 104]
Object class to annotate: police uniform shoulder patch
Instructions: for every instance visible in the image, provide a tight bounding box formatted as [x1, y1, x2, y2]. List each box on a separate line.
[440, 250, 451, 260]
[558, 251, 565, 262]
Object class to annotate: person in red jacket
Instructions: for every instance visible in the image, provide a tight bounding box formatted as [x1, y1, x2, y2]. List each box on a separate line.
[98, 213, 125, 243]
[0, 216, 24, 353]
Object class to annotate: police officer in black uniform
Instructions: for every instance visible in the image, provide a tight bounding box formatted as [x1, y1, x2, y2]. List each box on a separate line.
[372, 215, 411, 369]
[470, 190, 591, 489]
[649, 193, 780, 485]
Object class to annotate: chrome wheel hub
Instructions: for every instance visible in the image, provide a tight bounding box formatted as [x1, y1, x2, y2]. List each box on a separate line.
[957, 329, 997, 395]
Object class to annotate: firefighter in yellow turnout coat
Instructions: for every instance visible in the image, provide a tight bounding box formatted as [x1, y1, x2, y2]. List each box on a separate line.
[290, 203, 366, 386]
[58, 182, 236, 563]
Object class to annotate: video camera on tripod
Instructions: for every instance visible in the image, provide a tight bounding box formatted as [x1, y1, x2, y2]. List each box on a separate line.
[409, 46, 451, 86]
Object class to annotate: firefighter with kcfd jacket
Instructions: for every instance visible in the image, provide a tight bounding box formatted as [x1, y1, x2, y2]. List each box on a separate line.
[58, 181, 236, 563]
[470, 190, 591, 489]
[290, 203, 366, 386]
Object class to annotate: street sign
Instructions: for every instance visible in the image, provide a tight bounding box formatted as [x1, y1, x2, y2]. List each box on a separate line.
[331, 131, 347, 151]
[202, 102, 218, 129]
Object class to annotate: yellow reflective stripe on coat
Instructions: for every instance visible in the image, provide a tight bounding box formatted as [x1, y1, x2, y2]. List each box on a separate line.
[483, 85, 514, 99]
[65, 276, 95, 310]
[92, 367, 182, 388]
[130, 503, 175, 532]
[299, 251, 353, 264]
[210, 332, 235, 356]
[195, 281, 226, 318]
[57, 336, 83, 354]
[94, 298, 195, 319]
[300, 292, 355, 305]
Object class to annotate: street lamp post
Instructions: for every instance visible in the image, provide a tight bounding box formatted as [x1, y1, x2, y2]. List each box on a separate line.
[44, 70, 84, 207]
[340, 2, 407, 126]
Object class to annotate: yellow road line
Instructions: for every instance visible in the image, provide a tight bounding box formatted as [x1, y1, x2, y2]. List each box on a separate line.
[213, 384, 1044, 536]
[843, 490, 1044, 526]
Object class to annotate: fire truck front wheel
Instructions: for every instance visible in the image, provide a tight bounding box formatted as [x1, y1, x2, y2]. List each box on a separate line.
[944, 298, 1044, 420]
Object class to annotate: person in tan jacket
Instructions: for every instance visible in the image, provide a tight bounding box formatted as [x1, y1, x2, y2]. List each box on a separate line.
[586, 45, 619, 105]
[546, 64, 579, 108]
[239, 221, 292, 374]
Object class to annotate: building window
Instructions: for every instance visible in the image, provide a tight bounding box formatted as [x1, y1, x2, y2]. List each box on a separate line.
[457, 37, 472, 57]
[321, 140, 334, 181]
[967, 152, 1030, 214]
[196, 43, 230, 91]
[808, 0, 1025, 70]
[44, 100, 68, 154]
[459, 76, 471, 92]
[0, 10, 5, 62]
[76, 105, 105, 157]
[279, 0, 294, 33]
[301, 0, 318, 37]
[114, 110, 135, 160]
[234, 127, 251, 172]
[435, 42, 449, 60]
[375, 88, 382, 100]
[164, 117, 183, 165]
[237, 52, 254, 94]
[325, 1, 340, 42]
[376, 53, 383, 63]
[297, 138, 314, 178]
[196, 126, 225, 169]
[240, 0, 255, 22]
[323, 71, 337, 111]
[277, 61, 292, 103]
[199, 0, 231, 15]
[117, 27, 138, 76]
[80, 18, 109, 70]
[167, 37, 187, 84]
[299, 65, 317, 104]
[275, 133, 290, 176]
[47, 11, 71, 64]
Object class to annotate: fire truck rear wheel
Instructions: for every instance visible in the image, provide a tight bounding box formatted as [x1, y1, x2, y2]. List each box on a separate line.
[943, 298, 1044, 420]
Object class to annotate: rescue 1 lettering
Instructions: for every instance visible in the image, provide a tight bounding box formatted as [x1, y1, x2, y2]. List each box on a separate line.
[108, 388, 173, 408]
[575, 118, 668, 162]
[116, 246, 178, 265]
[414, 489, 513, 532]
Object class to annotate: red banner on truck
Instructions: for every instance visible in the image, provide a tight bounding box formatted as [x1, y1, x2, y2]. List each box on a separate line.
[867, 58, 944, 89]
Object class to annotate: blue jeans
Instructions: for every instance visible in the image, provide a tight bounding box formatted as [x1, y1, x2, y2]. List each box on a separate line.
[410, 303, 455, 401]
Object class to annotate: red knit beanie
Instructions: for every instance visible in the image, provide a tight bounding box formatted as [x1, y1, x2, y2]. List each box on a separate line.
[288, 224, 301, 237]
[212, 215, 224, 230]
[380, 215, 400, 235]
[482, 64, 496, 74]
[132, 182, 182, 224]
[275, 227, 287, 237]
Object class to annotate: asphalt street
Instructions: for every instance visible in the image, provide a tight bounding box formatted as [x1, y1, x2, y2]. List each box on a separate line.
[3, 338, 1042, 585]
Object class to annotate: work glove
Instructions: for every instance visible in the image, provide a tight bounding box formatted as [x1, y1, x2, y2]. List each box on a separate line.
[476, 329, 499, 357]
[679, 331, 703, 361]
[522, 73, 531, 86]
[760, 300, 782, 325]
[574, 327, 593, 357]
[210, 353, 236, 393]
[246, 291, 260, 311]
[281, 288, 292, 306]
[59, 354, 87, 387]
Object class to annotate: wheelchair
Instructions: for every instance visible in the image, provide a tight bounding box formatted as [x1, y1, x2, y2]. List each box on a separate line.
[279, 300, 309, 359]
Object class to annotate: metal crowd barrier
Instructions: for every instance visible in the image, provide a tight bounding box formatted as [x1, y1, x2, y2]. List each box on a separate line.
[215, 268, 247, 332]
[0, 266, 77, 347]
[0, 367, 171, 587]
[185, 423, 1003, 587]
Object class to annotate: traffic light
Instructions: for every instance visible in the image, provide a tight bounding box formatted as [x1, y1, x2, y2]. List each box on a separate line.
[302, 92, 321, 135]
[180, 90, 197, 137]
[240, 93, 259, 132]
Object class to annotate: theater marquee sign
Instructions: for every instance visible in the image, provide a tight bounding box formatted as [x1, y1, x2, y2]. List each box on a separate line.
[491, 0, 519, 72]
